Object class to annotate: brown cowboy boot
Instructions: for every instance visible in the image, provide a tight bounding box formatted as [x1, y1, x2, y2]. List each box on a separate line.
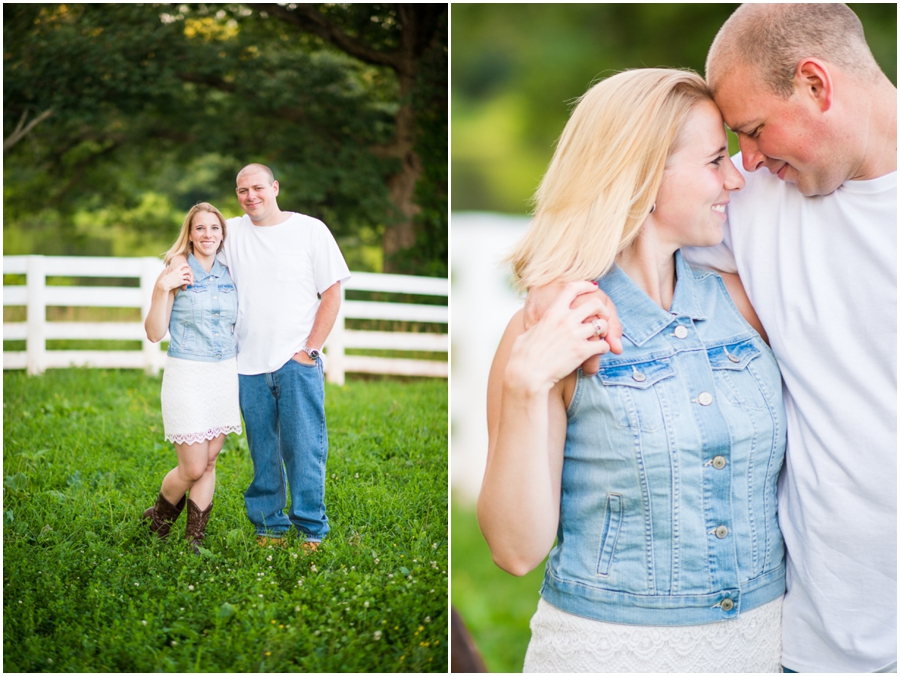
[185, 499, 213, 553]
[143, 492, 186, 539]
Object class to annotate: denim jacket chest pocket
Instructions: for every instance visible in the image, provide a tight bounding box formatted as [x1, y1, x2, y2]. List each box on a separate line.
[707, 340, 773, 410]
[216, 283, 237, 324]
[597, 356, 681, 432]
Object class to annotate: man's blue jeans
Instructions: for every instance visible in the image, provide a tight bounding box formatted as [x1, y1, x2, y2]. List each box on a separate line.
[238, 357, 329, 542]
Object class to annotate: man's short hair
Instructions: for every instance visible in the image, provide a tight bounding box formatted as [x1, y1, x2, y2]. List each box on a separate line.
[706, 3, 882, 98]
[236, 163, 275, 185]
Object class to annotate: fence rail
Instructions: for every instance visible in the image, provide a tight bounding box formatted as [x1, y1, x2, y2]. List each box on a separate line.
[3, 255, 447, 384]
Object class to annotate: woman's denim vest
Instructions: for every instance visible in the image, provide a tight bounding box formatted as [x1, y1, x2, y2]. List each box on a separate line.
[541, 251, 786, 626]
[166, 254, 238, 362]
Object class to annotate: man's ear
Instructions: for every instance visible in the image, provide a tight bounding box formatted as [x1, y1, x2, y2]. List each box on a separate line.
[795, 58, 833, 113]
[272, 180, 279, 196]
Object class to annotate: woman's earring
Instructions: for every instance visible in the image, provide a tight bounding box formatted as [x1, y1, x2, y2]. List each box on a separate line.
[650, 203, 656, 214]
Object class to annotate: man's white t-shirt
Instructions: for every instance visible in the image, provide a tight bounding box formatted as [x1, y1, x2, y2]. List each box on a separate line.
[684, 158, 897, 673]
[219, 212, 351, 376]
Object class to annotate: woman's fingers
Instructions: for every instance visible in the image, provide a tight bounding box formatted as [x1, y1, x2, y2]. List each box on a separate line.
[602, 296, 623, 354]
[586, 317, 608, 338]
[569, 285, 623, 354]
[547, 282, 608, 323]
[525, 281, 623, 354]
[160, 263, 194, 291]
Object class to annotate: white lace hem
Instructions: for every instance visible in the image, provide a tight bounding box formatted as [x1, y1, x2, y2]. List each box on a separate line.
[524, 596, 783, 672]
[165, 425, 242, 446]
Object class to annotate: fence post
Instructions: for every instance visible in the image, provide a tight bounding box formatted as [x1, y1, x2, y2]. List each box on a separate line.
[26, 255, 46, 376]
[141, 257, 160, 376]
[326, 283, 346, 386]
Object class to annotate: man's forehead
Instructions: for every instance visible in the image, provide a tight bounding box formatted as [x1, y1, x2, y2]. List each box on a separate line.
[236, 172, 273, 188]
[713, 70, 766, 132]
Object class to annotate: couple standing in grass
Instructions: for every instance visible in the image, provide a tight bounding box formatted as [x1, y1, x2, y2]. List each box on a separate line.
[142, 163, 350, 552]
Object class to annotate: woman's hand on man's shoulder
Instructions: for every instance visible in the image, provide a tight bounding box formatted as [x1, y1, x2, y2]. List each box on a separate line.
[160, 254, 193, 291]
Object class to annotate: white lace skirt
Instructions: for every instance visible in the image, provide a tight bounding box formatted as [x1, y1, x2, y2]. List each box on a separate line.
[160, 355, 242, 445]
[523, 596, 783, 673]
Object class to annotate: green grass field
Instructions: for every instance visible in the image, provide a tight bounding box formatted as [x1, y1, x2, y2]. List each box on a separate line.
[3, 369, 448, 672]
[451, 499, 546, 673]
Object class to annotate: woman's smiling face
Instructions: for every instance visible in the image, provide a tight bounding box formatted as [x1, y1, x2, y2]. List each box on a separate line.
[652, 100, 745, 250]
[189, 211, 223, 258]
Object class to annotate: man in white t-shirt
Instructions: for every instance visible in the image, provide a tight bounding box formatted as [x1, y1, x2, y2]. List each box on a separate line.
[527, 4, 896, 672]
[219, 163, 350, 549]
[688, 5, 897, 672]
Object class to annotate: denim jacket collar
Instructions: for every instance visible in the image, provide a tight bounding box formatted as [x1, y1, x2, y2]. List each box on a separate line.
[598, 250, 707, 347]
[187, 252, 228, 284]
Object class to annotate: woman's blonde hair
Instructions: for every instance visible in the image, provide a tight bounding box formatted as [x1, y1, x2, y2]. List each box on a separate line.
[509, 68, 713, 291]
[163, 202, 228, 265]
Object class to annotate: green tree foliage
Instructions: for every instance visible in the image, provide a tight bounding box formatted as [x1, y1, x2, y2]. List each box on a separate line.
[4, 3, 447, 276]
[452, 3, 897, 214]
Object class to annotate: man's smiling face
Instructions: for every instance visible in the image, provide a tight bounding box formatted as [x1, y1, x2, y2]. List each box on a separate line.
[236, 171, 280, 222]
[714, 63, 844, 197]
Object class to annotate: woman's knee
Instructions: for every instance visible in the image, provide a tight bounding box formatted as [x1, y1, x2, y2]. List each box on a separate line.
[178, 459, 208, 483]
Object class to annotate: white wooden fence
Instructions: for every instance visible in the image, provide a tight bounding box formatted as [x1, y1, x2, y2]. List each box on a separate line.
[2, 255, 447, 385]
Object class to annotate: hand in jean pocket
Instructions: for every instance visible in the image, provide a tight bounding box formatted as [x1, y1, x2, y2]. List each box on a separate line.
[292, 351, 316, 365]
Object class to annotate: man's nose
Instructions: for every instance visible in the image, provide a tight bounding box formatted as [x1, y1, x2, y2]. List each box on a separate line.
[739, 136, 766, 172]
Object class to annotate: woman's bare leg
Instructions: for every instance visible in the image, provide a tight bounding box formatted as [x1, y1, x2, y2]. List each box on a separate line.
[185, 434, 226, 508]
[159, 439, 211, 505]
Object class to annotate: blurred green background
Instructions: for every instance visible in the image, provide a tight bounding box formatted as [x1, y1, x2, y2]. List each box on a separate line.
[450, 4, 897, 673]
[4, 4, 447, 276]
[452, 3, 897, 215]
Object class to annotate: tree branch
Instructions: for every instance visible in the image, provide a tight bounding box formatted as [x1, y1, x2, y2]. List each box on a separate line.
[255, 4, 407, 74]
[4, 109, 53, 152]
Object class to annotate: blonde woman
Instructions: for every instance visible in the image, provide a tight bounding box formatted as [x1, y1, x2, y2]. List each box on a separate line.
[142, 203, 242, 552]
[479, 69, 786, 672]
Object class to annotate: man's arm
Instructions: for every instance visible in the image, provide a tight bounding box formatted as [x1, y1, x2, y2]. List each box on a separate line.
[293, 281, 342, 364]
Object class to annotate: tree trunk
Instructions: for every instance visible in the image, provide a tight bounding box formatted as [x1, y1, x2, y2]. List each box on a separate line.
[256, 3, 441, 272]
[382, 71, 421, 271]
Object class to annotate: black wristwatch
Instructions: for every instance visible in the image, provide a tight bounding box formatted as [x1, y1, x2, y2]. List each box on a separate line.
[302, 347, 320, 361]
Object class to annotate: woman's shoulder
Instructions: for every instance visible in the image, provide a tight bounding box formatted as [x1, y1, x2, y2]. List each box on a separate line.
[167, 253, 190, 268]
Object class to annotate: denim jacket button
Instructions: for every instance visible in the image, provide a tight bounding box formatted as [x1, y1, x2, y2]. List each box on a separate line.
[674, 325, 688, 339]
[715, 525, 729, 539]
[712, 455, 727, 469]
[720, 598, 735, 611]
[698, 391, 713, 406]
[632, 371, 647, 382]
